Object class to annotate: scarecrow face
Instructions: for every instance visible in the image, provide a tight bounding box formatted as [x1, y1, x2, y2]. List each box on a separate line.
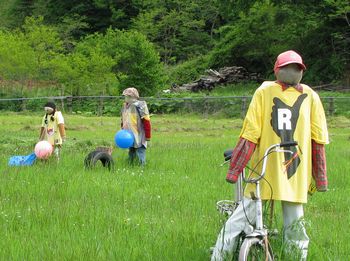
[124, 95, 136, 104]
[275, 63, 303, 85]
[44, 107, 54, 114]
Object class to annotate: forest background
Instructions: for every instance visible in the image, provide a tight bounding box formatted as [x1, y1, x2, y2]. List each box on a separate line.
[0, 0, 349, 100]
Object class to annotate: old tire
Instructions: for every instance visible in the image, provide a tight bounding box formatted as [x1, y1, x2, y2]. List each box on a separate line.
[84, 151, 114, 171]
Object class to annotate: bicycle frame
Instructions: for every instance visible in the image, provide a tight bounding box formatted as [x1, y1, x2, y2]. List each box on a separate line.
[243, 142, 297, 237]
[235, 169, 244, 203]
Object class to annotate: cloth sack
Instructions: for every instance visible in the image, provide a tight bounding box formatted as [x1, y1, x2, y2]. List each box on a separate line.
[8, 153, 37, 166]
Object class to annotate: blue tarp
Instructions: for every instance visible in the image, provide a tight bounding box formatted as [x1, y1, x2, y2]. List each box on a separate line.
[8, 153, 37, 166]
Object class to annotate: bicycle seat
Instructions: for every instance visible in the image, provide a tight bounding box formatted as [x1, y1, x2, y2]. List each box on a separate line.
[224, 148, 235, 161]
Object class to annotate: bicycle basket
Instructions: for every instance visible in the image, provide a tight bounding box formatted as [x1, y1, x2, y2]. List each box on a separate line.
[216, 200, 239, 216]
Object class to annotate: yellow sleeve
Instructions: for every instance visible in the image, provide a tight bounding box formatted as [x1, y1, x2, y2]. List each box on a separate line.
[240, 89, 263, 144]
[311, 92, 329, 144]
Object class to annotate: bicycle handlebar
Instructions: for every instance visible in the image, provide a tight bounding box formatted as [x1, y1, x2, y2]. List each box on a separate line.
[223, 141, 298, 162]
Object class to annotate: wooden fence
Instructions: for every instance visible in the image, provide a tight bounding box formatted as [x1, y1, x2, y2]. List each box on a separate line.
[0, 95, 349, 117]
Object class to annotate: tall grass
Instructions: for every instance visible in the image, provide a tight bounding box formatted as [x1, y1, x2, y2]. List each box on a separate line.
[0, 113, 349, 260]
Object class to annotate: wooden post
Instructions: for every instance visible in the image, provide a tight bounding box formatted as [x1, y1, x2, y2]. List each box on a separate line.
[21, 99, 26, 111]
[60, 86, 65, 112]
[188, 98, 193, 113]
[241, 97, 247, 118]
[328, 97, 334, 116]
[60, 98, 65, 112]
[204, 97, 209, 118]
[98, 96, 104, 116]
[67, 96, 73, 114]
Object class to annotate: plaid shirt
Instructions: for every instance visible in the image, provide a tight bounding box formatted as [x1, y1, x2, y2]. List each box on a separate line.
[226, 138, 327, 192]
[226, 138, 256, 183]
[312, 140, 327, 191]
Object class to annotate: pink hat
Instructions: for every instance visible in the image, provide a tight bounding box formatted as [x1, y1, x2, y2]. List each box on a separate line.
[274, 50, 306, 73]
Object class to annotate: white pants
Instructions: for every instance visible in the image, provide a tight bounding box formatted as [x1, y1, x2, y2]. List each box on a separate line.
[211, 197, 309, 261]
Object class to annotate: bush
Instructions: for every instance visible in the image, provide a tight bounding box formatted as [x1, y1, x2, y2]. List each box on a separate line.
[53, 27, 169, 97]
[111, 30, 168, 96]
[167, 55, 210, 86]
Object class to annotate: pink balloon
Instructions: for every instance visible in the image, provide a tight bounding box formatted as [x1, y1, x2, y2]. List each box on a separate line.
[35, 141, 53, 159]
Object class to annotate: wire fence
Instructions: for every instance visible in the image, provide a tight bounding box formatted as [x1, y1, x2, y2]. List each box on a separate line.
[0, 95, 349, 118]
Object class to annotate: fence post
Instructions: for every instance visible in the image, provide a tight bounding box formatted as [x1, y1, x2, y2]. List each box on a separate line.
[60, 98, 65, 112]
[328, 97, 334, 116]
[204, 97, 209, 118]
[67, 96, 73, 114]
[98, 96, 104, 116]
[21, 99, 26, 111]
[241, 97, 247, 118]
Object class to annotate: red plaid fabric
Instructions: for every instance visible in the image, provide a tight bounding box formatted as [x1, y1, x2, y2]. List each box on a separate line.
[226, 138, 256, 183]
[312, 140, 328, 191]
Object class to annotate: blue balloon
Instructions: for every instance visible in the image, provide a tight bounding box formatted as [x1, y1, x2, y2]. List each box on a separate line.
[114, 130, 134, 149]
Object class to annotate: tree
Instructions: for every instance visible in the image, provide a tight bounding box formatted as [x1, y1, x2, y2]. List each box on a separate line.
[52, 29, 166, 96]
[207, 0, 349, 84]
[2, 0, 140, 35]
[208, 1, 282, 73]
[131, 0, 216, 65]
[0, 0, 348, 87]
[50, 48, 117, 96]
[99, 29, 167, 95]
[0, 16, 63, 82]
[21, 16, 63, 80]
[0, 30, 36, 81]
[324, 0, 350, 84]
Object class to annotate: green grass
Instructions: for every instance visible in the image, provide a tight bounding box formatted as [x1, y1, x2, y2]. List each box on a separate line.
[0, 113, 349, 260]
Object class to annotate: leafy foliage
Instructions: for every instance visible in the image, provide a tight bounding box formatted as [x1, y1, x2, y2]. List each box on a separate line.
[2, 0, 140, 33]
[107, 29, 167, 96]
[0, 18, 166, 96]
[167, 55, 210, 85]
[131, 0, 218, 65]
[207, 0, 349, 84]
[0, 30, 35, 81]
[71, 29, 167, 96]
[0, 0, 349, 95]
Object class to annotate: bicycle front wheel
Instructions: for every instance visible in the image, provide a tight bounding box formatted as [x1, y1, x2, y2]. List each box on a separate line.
[239, 237, 274, 261]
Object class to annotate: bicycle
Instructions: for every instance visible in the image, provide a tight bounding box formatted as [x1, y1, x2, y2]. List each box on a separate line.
[216, 141, 298, 261]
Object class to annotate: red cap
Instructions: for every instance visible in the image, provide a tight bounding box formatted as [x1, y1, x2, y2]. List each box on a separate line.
[274, 50, 306, 73]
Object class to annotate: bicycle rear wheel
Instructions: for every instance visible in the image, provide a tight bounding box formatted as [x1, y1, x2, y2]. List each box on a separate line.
[239, 237, 274, 261]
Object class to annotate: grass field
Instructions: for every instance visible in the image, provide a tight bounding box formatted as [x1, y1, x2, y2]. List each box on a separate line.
[0, 112, 349, 260]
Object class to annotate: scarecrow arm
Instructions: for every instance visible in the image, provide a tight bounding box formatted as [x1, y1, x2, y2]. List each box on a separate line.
[58, 124, 66, 141]
[312, 140, 327, 192]
[226, 138, 256, 183]
[142, 117, 151, 140]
